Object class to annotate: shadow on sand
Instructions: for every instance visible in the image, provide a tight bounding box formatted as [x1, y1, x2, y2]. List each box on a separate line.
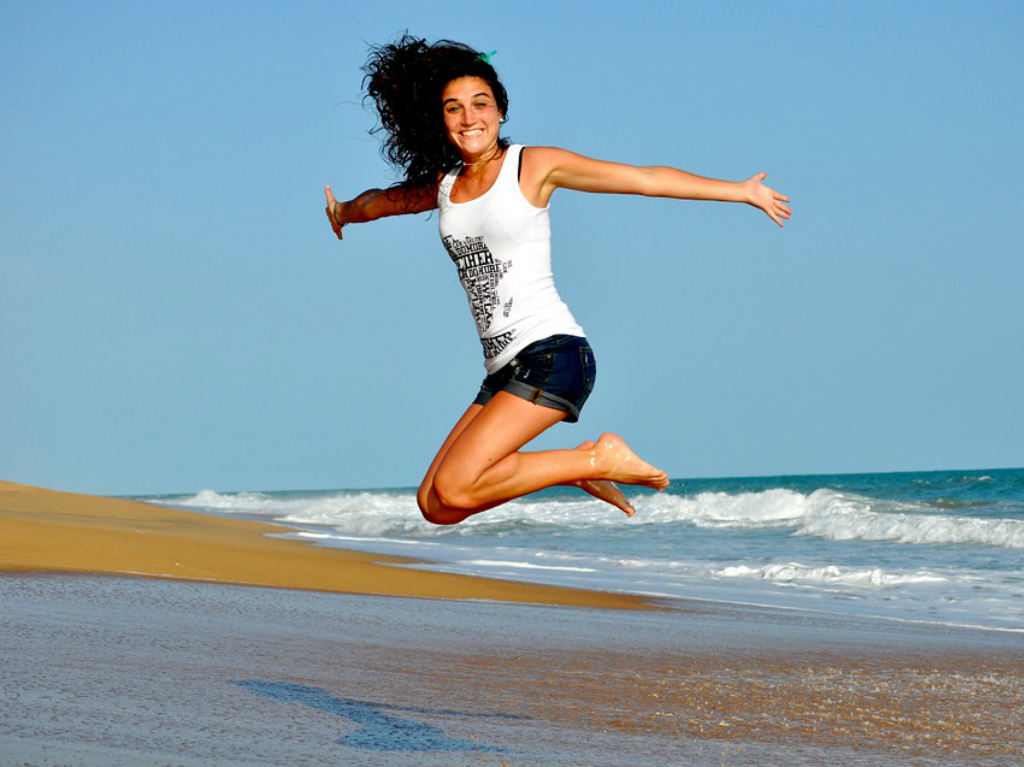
[233, 679, 528, 753]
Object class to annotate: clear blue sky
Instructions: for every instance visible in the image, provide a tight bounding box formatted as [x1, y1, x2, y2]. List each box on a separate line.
[3, 1, 1021, 495]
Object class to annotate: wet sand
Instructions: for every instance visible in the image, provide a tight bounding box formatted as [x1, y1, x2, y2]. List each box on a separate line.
[4, 573, 1023, 766]
[3, 480, 1023, 765]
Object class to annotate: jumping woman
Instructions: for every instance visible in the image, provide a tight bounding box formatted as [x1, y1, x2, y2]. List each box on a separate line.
[325, 36, 790, 525]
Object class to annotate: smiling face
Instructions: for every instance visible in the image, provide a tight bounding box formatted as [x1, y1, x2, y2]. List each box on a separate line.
[441, 76, 502, 162]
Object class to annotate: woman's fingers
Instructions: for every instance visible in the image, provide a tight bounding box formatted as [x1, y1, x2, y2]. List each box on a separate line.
[324, 184, 343, 240]
[748, 173, 791, 227]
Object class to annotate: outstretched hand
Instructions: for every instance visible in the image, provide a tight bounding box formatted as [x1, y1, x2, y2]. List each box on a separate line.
[743, 172, 791, 227]
[324, 184, 344, 241]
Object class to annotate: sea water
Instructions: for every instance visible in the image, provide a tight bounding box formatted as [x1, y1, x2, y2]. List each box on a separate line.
[146, 468, 1024, 633]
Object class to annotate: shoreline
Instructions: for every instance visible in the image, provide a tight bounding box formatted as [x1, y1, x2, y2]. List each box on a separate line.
[0, 479, 647, 610]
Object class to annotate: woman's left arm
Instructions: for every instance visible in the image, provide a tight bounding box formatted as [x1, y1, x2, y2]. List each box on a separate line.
[523, 147, 791, 227]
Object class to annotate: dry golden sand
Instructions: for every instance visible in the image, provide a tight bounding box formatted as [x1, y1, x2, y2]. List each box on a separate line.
[0, 479, 645, 609]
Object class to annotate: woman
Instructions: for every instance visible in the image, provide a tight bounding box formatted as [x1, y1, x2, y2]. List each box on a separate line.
[325, 36, 790, 525]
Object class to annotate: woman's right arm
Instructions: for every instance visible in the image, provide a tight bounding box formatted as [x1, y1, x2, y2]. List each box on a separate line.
[324, 183, 437, 241]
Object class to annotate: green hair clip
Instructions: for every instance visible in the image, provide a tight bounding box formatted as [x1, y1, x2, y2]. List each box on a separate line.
[477, 50, 497, 65]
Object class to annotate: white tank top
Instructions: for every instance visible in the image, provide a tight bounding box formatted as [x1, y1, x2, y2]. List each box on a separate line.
[437, 144, 585, 374]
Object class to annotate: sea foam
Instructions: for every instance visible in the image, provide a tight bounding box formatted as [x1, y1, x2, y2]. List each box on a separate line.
[713, 563, 948, 587]
[162, 486, 1024, 549]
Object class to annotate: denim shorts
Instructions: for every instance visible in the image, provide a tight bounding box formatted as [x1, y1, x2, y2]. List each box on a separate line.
[473, 334, 596, 423]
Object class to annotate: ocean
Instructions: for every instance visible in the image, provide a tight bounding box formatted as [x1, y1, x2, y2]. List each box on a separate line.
[146, 467, 1024, 633]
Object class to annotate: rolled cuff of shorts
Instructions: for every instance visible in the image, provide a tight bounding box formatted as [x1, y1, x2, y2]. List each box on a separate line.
[502, 379, 581, 423]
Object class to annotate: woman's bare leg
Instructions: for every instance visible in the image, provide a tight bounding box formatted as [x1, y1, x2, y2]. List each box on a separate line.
[419, 392, 667, 524]
[419, 416, 635, 523]
[417, 403, 492, 525]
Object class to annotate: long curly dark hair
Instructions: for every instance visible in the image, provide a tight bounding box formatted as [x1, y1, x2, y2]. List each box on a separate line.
[363, 34, 510, 190]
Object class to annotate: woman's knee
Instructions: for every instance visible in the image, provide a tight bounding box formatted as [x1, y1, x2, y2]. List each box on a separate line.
[431, 465, 477, 511]
[417, 481, 467, 525]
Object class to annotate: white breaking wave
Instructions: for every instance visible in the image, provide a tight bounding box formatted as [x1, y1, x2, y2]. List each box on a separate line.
[794, 490, 1024, 549]
[173, 489, 276, 511]
[159, 488, 424, 536]
[713, 563, 948, 587]
[157, 486, 1024, 549]
[635, 488, 810, 527]
[633, 489, 1024, 549]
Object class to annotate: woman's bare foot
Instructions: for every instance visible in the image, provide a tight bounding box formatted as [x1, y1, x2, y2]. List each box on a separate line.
[591, 433, 670, 491]
[579, 479, 636, 516]
[571, 441, 635, 516]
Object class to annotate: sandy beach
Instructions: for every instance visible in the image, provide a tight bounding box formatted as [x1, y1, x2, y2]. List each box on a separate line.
[3, 480, 1023, 766]
[0, 480, 643, 609]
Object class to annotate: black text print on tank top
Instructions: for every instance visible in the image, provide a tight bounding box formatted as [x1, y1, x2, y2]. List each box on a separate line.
[442, 234, 515, 359]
